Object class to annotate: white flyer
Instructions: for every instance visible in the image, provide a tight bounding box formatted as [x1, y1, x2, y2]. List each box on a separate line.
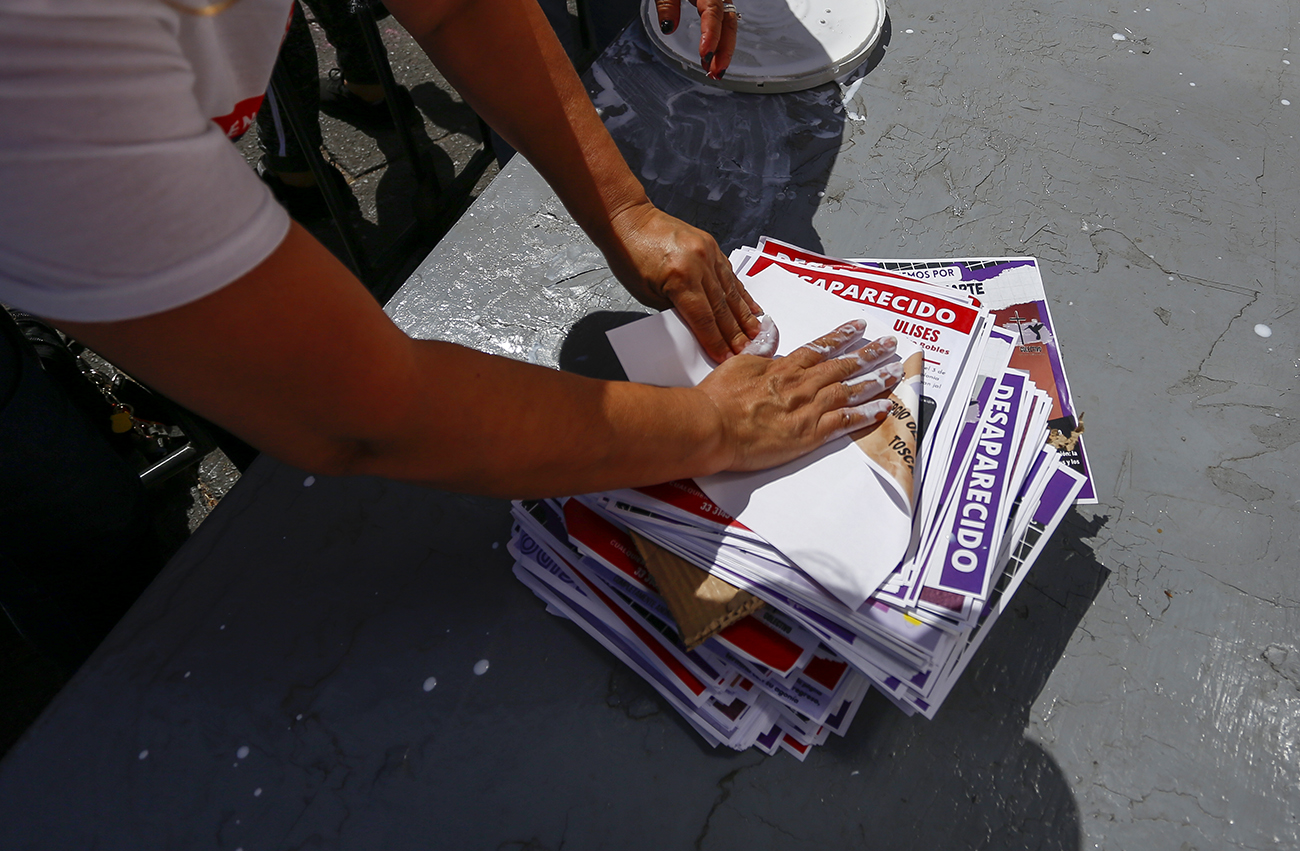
[607, 267, 922, 610]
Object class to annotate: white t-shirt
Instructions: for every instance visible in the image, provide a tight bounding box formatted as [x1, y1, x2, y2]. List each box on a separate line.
[0, 0, 295, 321]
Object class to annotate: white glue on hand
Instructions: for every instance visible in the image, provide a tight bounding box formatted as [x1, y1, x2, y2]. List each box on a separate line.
[738, 314, 780, 358]
[825, 399, 893, 443]
[800, 319, 868, 358]
[846, 361, 905, 403]
[845, 335, 899, 374]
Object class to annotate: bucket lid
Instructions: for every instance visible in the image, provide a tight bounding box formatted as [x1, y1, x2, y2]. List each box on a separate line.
[643, 0, 886, 93]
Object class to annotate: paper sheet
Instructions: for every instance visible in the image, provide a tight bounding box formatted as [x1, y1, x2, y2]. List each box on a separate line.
[607, 268, 921, 610]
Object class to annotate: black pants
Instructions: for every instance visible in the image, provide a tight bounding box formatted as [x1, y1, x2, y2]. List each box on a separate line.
[0, 312, 153, 668]
[257, 0, 384, 174]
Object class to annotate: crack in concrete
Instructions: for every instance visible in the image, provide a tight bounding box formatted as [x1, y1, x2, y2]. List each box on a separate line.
[1197, 569, 1300, 611]
[694, 767, 743, 851]
[1202, 290, 1261, 372]
[1114, 576, 1158, 622]
[752, 813, 801, 842]
[1087, 228, 1259, 297]
[546, 267, 609, 287]
[1147, 785, 1223, 821]
[1091, 779, 1142, 807]
[1091, 778, 1225, 827]
[1020, 220, 1058, 244]
[1112, 448, 1133, 506]
[1102, 584, 1151, 640]
[1261, 645, 1300, 693]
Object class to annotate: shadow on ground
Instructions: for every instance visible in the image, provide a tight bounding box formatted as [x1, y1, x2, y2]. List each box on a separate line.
[814, 512, 1110, 850]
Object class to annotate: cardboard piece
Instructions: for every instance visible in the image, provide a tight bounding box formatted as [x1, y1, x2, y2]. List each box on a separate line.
[628, 531, 765, 649]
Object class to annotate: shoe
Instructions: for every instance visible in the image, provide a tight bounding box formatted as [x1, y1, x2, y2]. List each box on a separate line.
[255, 157, 356, 224]
[318, 69, 419, 130]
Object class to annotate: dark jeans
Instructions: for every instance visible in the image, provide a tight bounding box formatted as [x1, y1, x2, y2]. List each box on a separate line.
[257, 0, 383, 174]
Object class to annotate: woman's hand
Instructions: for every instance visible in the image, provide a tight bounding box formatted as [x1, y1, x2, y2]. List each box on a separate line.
[697, 321, 902, 472]
[655, 0, 740, 79]
[608, 202, 763, 363]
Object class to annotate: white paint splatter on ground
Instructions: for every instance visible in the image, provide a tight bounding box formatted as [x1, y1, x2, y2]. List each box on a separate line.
[138, 749, 149, 760]
[1113, 33, 1127, 40]
[839, 77, 867, 120]
[1255, 324, 1273, 338]
[253, 788, 262, 797]
[303, 476, 316, 487]
[473, 659, 491, 675]
[423, 676, 438, 692]
[236, 746, 250, 759]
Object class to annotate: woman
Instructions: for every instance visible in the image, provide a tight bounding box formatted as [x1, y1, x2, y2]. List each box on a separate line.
[0, 0, 896, 498]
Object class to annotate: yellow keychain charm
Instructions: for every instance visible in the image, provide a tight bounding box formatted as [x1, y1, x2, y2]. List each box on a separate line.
[110, 407, 134, 433]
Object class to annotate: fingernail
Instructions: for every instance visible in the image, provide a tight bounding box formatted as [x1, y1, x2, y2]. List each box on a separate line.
[716, 69, 726, 80]
[661, 19, 673, 33]
[702, 51, 715, 71]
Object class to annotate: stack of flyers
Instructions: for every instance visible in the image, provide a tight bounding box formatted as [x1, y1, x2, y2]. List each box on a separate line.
[509, 238, 1093, 754]
[510, 497, 871, 759]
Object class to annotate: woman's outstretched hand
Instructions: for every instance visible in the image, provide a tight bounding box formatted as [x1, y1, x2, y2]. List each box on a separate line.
[697, 320, 902, 472]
